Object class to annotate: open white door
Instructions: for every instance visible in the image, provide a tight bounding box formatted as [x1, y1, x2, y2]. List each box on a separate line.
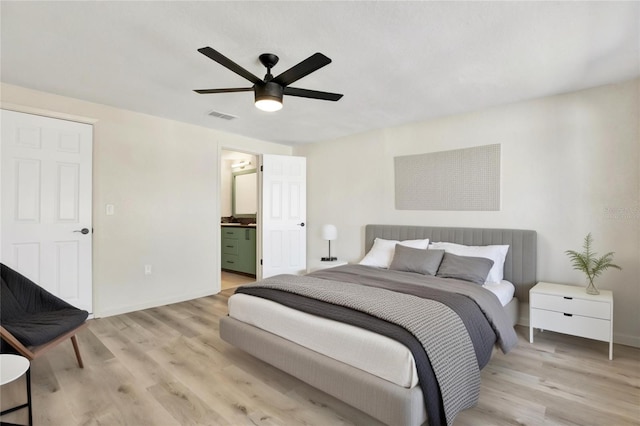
[1, 110, 93, 313]
[261, 154, 306, 278]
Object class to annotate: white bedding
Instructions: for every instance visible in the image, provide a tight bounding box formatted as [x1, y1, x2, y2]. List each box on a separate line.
[483, 280, 515, 306]
[227, 280, 515, 389]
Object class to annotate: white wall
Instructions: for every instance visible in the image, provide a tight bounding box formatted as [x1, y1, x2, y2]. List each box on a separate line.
[1, 83, 291, 317]
[295, 78, 640, 347]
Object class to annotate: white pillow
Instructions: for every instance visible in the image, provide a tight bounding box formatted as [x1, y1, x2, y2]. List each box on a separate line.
[359, 238, 430, 268]
[428, 242, 509, 284]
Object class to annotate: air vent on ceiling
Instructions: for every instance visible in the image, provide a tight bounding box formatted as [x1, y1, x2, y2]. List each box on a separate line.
[208, 110, 238, 121]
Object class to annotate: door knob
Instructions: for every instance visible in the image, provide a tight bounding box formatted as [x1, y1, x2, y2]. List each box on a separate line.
[298, 222, 305, 227]
[74, 228, 90, 235]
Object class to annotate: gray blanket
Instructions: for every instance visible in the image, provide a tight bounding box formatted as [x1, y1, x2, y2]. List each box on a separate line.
[311, 265, 518, 353]
[235, 265, 517, 425]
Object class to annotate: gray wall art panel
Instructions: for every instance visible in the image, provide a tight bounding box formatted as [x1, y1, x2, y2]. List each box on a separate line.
[395, 144, 500, 211]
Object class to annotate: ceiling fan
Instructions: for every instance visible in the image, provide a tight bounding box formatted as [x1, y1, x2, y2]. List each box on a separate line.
[194, 47, 343, 112]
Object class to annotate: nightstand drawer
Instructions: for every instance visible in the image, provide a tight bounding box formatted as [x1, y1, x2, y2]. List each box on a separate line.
[530, 293, 610, 320]
[531, 308, 611, 342]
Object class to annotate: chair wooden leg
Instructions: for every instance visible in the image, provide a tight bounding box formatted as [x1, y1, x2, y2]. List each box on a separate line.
[70, 335, 84, 368]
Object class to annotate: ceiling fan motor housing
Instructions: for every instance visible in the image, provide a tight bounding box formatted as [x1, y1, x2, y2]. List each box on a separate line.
[255, 81, 284, 103]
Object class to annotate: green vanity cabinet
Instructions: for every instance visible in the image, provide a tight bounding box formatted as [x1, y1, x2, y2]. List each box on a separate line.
[221, 226, 256, 276]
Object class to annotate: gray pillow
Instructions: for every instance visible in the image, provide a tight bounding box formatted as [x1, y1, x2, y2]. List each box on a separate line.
[389, 245, 445, 276]
[436, 252, 494, 284]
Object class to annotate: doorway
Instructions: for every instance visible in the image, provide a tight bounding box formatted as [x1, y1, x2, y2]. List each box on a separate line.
[220, 150, 258, 290]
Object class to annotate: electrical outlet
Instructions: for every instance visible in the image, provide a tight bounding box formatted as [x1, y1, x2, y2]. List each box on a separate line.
[144, 264, 152, 275]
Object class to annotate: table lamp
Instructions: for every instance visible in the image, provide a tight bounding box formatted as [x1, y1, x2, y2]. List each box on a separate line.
[321, 224, 338, 261]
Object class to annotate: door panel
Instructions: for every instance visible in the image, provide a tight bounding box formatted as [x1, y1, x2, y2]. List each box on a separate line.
[56, 240, 80, 299]
[1, 110, 93, 312]
[15, 159, 41, 222]
[56, 163, 80, 221]
[12, 242, 40, 282]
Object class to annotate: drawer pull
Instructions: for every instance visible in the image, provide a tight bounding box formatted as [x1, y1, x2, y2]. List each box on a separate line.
[225, 245, 234, 248]
[226, 261, 235, 264]
[563, 296, 573, 300]
[563, 313, 573, 317]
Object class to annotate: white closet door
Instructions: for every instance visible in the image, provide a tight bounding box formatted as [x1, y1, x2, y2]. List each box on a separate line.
[1, 109, 93, 313]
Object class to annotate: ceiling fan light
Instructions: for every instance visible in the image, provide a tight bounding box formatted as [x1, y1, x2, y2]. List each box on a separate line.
[255, 98, 283, 112]
[255, 82, 284, 112]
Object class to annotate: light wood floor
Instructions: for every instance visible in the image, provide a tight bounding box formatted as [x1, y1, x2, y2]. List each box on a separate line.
[2, 289, 639, 425]
[221, 271, 255, 290]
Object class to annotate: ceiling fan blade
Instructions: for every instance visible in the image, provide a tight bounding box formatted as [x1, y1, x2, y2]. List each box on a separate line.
[198, 47, 262, 85]
[273, 53, 332, 86]
[284, 87, 343, 101]
[194, 87, 254, 94]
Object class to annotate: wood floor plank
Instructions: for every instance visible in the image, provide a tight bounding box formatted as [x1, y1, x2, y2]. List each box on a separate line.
[147, 378, 230, 426]
[3, 287, 638, 426]
[220, 363, 356, 426]
[455, 384, 546, 426]
[127, 309, 183, 341]
[214, 345, 303, 396]
[96, 314, 169, 352]
[146, 306, 202, 339]
[221, 271, 256, 290]
[60, 358, 178, 425]
[285, 383, 386, 426]
[90, 319, 175, 389]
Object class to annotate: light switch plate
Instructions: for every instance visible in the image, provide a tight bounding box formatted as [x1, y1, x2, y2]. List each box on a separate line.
[106, 204, 115, 215]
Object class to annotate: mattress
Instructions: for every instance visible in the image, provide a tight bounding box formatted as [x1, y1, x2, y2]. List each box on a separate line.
[227, 280, 514, 389]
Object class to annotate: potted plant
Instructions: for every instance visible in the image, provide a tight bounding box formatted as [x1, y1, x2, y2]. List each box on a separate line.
[565, 233, 622, 295]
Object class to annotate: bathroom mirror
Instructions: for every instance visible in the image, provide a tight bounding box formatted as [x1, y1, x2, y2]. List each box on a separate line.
[233, 169, 257, 217]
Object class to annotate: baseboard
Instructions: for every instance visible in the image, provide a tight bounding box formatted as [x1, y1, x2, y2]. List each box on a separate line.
[95, 288, 220, 318]
[614, 332, 640, 348]
[517, 302, 530, 327]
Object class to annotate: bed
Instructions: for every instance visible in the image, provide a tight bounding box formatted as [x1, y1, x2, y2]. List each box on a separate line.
[220, 225, 537, 426]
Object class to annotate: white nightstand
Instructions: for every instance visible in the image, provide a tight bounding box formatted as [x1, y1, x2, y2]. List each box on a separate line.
[307, 260, 348, 273]
[530, 282, 613, 360]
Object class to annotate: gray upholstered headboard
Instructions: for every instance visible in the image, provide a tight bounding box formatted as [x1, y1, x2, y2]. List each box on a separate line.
[365, 225, 537, 302]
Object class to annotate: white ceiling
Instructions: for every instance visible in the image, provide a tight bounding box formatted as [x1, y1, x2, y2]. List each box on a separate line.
[1, 1, 638, 146]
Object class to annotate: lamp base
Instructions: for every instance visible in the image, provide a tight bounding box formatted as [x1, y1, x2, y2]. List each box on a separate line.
[321, 257, 338, 262]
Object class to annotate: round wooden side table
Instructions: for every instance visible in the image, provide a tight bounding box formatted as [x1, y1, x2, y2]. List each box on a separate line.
[0, 354, 32, 426]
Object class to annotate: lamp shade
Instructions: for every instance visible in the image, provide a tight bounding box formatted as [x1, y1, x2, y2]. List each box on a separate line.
[321, 224, 337, 241]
